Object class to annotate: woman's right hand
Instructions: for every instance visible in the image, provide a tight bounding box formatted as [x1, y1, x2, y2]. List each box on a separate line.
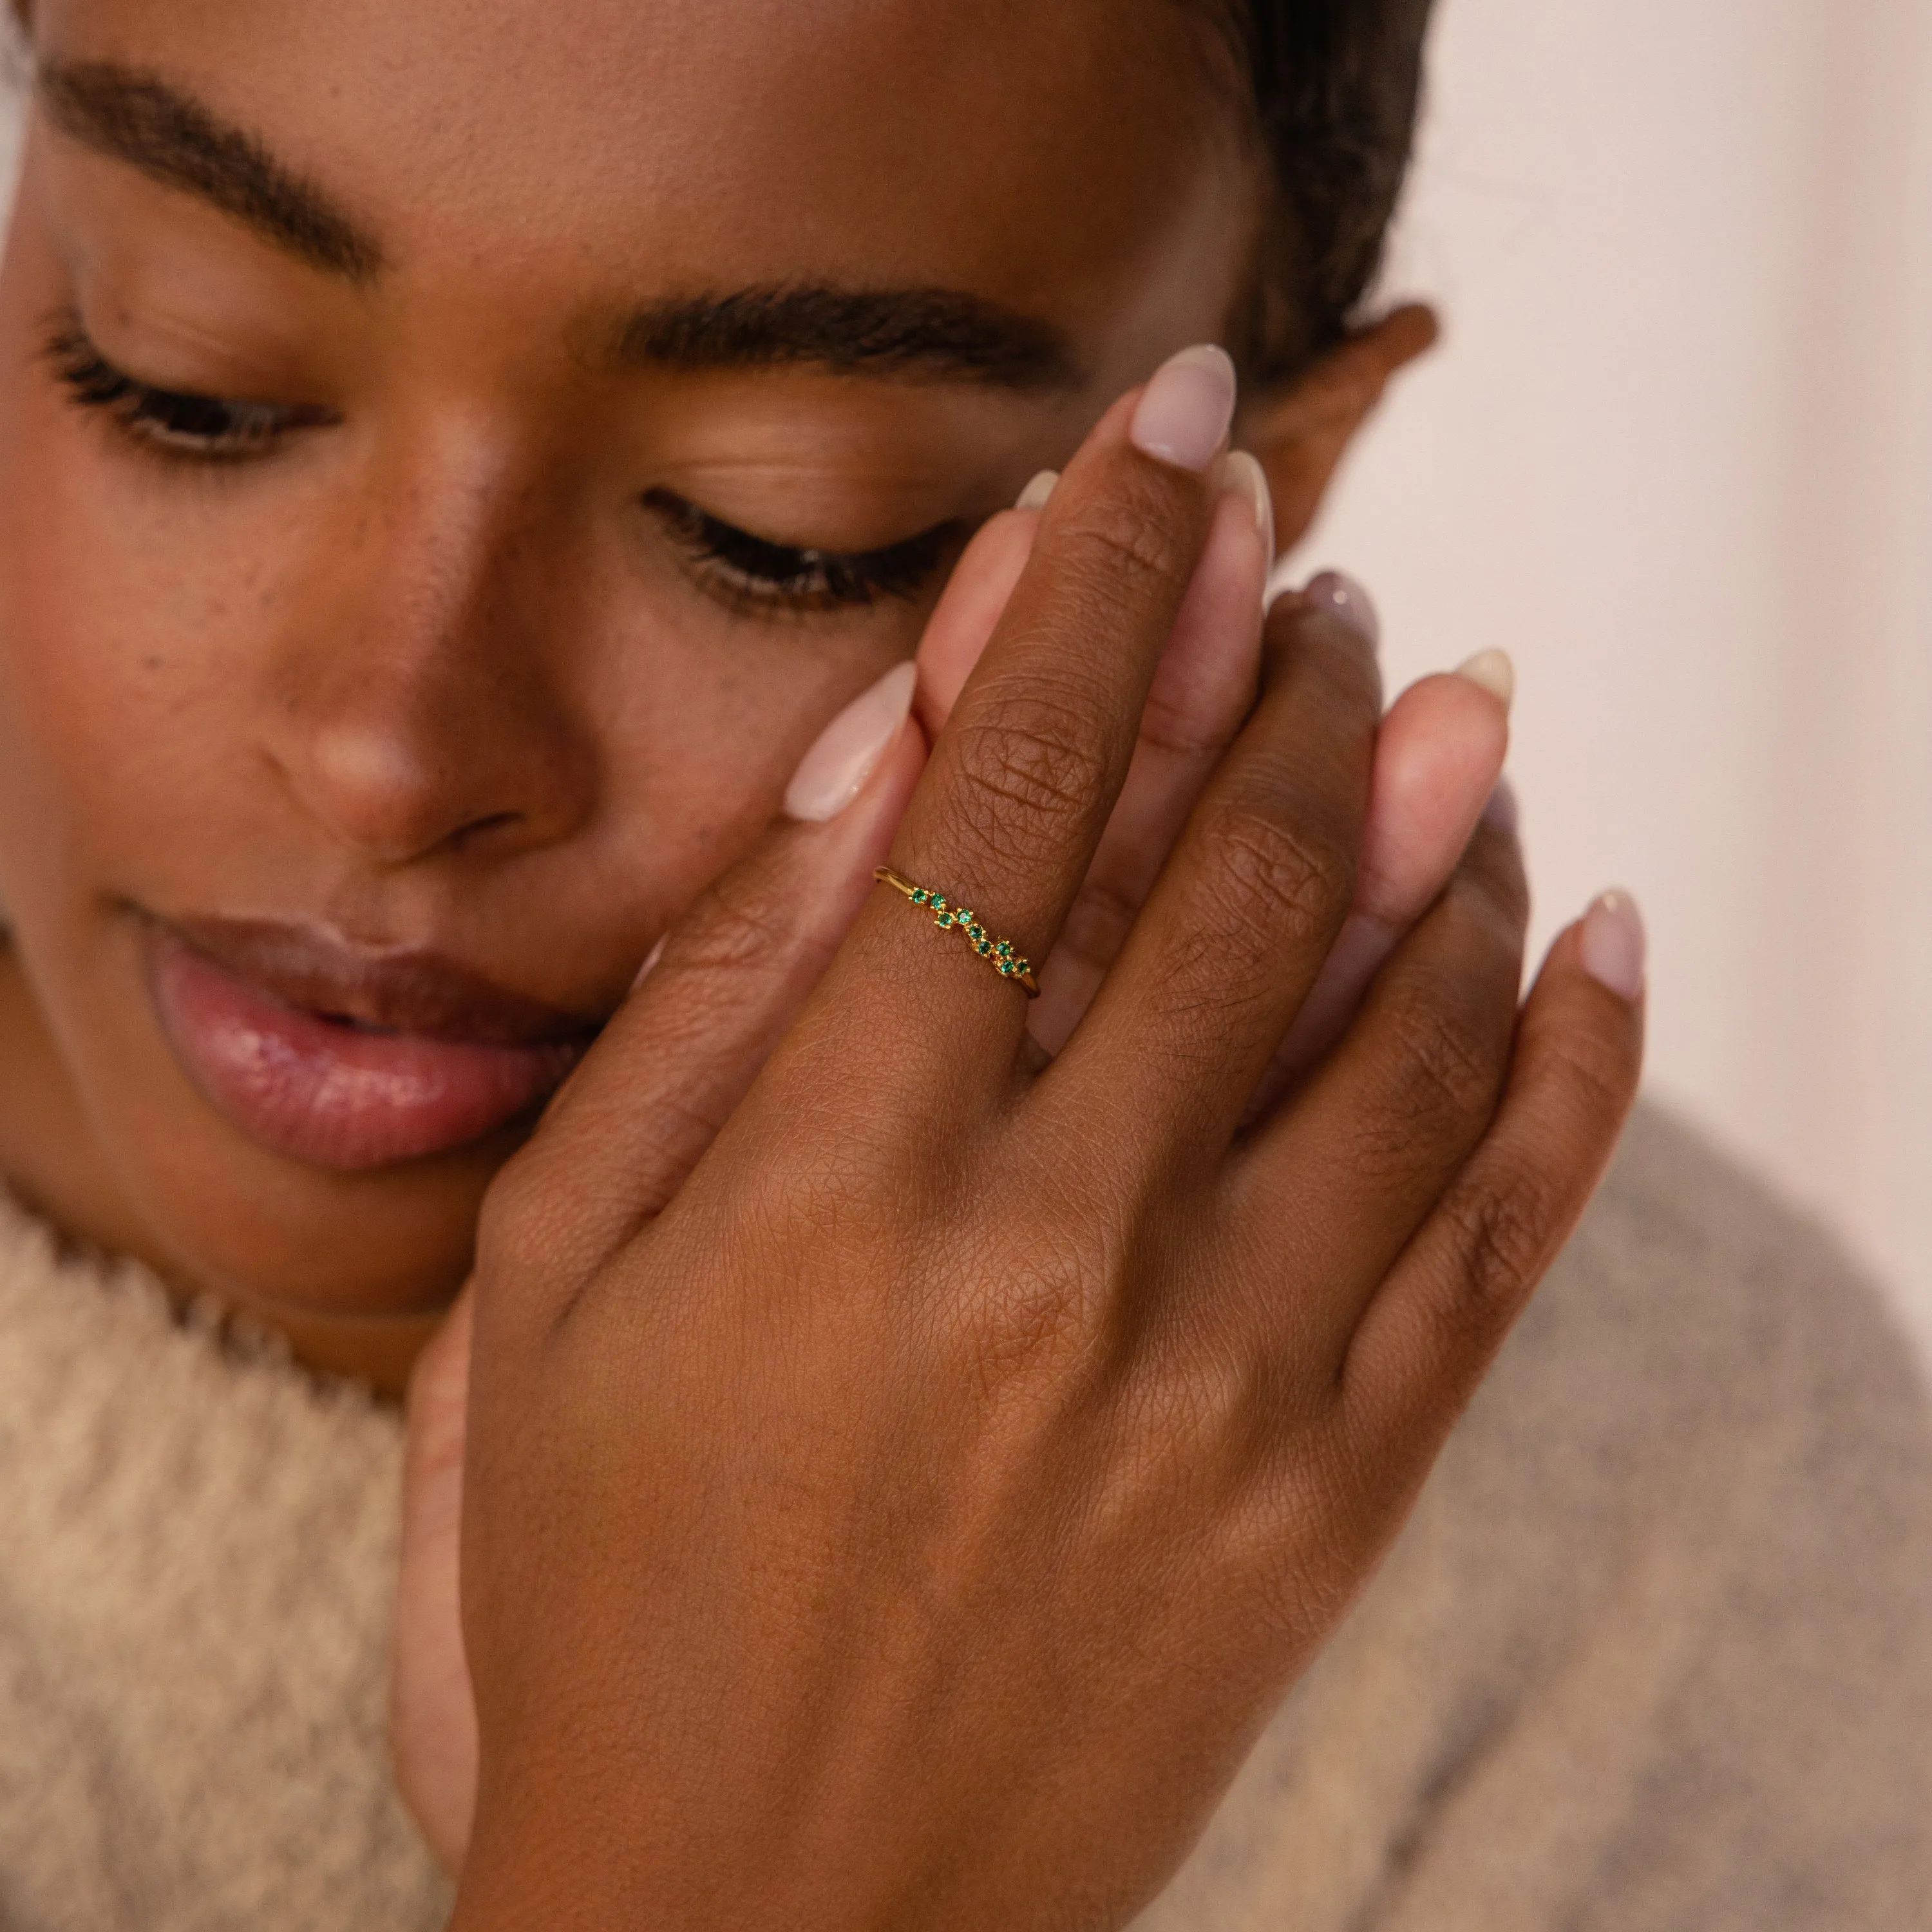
[434, 346, 1641, 1929]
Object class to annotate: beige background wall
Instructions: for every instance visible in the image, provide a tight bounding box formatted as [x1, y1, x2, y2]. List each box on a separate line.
[1314, 0, 1932, 1360]
[3, 3, 1929, 1353]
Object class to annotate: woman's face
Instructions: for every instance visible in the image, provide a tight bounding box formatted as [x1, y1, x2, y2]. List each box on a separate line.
[0, 0, 1256, 1375]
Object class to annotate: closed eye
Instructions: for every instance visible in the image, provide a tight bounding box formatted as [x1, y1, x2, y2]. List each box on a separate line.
[42, 313, 964, 614]
[646, 489, 960, 616]
[41, 314, 335, 461]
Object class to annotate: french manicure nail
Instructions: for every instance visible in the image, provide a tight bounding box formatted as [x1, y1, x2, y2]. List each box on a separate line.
[1456, 649, 1516, 708]
[1130, 343, 1237, 473]
[784, 660, 917, 823]
[1222, 450, 1275, 563]
[1303, 569, 1380, 649]
[1580, 890, 1646, 1001]
[1015, 469, 1059, 511]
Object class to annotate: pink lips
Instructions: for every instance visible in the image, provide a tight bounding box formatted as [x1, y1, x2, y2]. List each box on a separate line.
[143, 920, 598, 1171]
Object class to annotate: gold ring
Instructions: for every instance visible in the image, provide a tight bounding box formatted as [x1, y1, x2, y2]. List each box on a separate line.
[873, 867, 1039, 997]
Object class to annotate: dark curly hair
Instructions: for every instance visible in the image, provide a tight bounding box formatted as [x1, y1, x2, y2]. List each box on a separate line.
[1202, 0, 1437, 382]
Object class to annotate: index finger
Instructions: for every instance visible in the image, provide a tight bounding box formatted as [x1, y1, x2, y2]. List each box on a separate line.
[853, 346, 1238, 1065]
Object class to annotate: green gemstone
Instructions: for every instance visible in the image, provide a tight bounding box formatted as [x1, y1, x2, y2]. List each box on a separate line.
[996, 941, 1014, 959]
[936, 913, 955, 928]
[911, 889, 929, 905]
[932, 896, 948, 913]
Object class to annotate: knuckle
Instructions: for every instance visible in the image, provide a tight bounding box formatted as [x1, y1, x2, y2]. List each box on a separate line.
[1376, 972, 1507, 1137]
[1187, 797, 1352, 978]
[944, 690, 1112, 863]
[682, 866, 811, 977]
[1433, 1166, 1559, 1349]
[1052, 486, 1196, 603]
[1538, 1017, 1639, 1126]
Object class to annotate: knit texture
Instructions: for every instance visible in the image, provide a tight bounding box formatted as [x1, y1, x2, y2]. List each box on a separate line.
[0, 1103, 1927, 1928]
[1143, 1104, 1932, 1929]
[0, 1204, 450, 1927]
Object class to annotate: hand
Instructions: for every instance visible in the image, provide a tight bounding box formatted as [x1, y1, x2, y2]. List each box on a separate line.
[392, 429, 1513, 1879]
[439, 345, 1640, 1929]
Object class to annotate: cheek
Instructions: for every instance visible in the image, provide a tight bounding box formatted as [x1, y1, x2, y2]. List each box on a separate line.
[0, 360, 907, 943]
[0, 395, 277, 942]
[0, 255, 927, 1321]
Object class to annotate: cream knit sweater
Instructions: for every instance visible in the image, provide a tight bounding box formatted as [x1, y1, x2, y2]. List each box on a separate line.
[1, 1104, 1928, 1930]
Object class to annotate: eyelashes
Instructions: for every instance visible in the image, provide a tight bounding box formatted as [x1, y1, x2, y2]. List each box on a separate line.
[644, 489, 956, 614]
[41, 315, 957, 616]
[43, 317, 333, 460]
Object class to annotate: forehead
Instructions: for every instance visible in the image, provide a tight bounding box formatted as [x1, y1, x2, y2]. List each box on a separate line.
[37, 0, 1251, 368]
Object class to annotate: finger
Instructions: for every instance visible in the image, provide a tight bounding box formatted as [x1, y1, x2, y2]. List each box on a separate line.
[1030, 459, 1271, 1057]
[393, 1289, 478, 1877]
[1253, 652, 1513, 1112]
[487, 677, 927, 1297]
[1341, 895, 1645, 1456]
[486, 475, 1045, 1309]
[1222, 811, 1530, 1360]
[914, 497, 1047, 734]
[1050, 587, 1382, 1147]
[842, 347, 1238, 1075]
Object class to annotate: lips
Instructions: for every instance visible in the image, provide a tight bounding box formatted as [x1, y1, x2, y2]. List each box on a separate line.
[140, 916, 603, 1171]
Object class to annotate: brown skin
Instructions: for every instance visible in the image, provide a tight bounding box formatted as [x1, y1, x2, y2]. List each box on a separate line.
[435, 402, 1639, 1926]
[0, 0, 1642, 1920]
[0, 0, 1270, 1386]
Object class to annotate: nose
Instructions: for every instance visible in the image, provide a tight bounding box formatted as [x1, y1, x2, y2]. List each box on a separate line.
[262, 439, 597, 869]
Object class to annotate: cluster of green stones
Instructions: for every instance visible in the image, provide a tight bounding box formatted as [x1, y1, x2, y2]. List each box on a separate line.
[907, 887, 1035, 989]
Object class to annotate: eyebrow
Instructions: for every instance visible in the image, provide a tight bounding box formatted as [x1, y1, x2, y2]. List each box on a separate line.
[34, 61, 1081, 392]
[613, 286, 1083, 391]
[37, 59, 384, 283]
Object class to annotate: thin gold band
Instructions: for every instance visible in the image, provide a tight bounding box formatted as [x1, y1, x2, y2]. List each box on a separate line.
[873, 867, 1039, 997]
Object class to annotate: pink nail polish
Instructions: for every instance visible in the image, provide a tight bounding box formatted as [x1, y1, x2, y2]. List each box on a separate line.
[783, 661, 917, 823]
[1580, 890, 1646, 1001]
[1130, 344, 1236, 473]
[1303, 569, 1380, 649]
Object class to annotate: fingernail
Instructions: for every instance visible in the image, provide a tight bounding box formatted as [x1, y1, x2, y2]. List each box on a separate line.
[784, 661, 917, 823]
[1482, 775, 1519, 834]
[630, 933, 668, 990]
[1303, 569, 1380, 649]
[1455, 649, 1515, 709]
[1580, 890, 1646, 1001]
[1130, 343, 1236, 473]
[1015, 469, 1059, 511]
[1222, 450, 1275, 562]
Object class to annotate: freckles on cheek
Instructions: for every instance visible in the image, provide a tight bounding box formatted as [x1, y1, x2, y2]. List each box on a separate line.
[0, 446, 289, 920]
